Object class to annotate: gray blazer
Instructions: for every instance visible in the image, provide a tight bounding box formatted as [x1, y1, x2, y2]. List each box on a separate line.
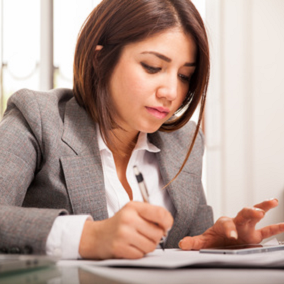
[0, 88, 213, 254]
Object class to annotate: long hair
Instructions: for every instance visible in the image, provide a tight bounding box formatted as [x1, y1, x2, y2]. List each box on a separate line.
[73, 0, 210, 179]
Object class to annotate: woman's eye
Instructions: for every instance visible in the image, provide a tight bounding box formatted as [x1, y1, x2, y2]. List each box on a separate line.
[178, 74, 191, 83]
[141, 62, 161, 74]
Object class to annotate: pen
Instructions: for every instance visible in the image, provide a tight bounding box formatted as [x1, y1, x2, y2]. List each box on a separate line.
[133, 165, 165, 251]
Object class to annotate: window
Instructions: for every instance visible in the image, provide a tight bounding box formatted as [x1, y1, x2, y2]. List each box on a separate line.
[0, 0, 101, 117]
[54, 0, 101, 89]
[0, 0, 40, 116]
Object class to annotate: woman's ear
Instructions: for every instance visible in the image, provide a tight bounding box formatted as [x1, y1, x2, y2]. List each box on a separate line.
[95, 45, 103, 51]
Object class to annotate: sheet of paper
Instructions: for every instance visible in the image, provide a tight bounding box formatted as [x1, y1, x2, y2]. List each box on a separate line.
[58, 248, 284, 269]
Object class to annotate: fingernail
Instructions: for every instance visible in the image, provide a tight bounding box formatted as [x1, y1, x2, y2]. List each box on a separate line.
[254, 207, 265, 213]
[267, 198, 278, 202]
[253, 208, 265, 216]
[230, 231, 238, 239]
[178, 240, 183, 249]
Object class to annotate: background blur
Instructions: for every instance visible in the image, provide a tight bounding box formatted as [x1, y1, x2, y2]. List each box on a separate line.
[0, 0, 283, 240]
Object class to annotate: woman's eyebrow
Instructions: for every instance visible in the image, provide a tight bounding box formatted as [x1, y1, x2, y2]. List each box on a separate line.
[141, 51, 196, 66]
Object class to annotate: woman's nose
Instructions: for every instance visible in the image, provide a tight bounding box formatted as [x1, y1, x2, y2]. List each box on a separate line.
[156, 76, 178, 102]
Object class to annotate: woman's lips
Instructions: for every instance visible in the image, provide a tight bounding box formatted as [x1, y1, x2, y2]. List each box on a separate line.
[146, 107, 170, 119]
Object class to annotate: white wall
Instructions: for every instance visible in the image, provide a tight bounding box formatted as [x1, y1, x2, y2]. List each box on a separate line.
[205, 0, 284, 241]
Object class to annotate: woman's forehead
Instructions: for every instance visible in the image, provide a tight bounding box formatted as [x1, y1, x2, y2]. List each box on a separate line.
[120, 28, 197, 63]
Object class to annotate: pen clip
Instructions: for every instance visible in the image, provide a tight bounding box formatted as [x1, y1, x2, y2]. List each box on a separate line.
[133, 166, 149, 203]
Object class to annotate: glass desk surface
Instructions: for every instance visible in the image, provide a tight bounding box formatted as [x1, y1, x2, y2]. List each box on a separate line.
[0, 265, 284, 284]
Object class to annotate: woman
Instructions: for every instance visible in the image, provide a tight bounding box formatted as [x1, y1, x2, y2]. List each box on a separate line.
[0, 0, 283, 260]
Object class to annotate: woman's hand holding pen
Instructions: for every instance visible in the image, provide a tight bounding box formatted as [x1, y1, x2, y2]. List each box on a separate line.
[79, 201, 173, 260]
[179, 198, 284, 250]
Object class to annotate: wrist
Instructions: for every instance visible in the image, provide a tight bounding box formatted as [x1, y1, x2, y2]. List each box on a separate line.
[79, 219, 104, 259]
[79, 220, 95, 259]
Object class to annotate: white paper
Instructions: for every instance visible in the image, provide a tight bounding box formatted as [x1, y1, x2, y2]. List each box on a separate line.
[58, 248, 284, 269]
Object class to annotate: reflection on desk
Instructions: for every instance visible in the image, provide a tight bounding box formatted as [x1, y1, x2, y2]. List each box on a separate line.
[0, 267, 124, 284]
[1, 265, 284, 284]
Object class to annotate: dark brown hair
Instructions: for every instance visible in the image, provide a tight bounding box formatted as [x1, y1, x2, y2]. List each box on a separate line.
[73, 0, 210, 178]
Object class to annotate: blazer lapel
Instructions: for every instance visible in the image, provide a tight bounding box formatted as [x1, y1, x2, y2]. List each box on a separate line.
[149, 130, 199, 247]
[60, 98, 108, 220]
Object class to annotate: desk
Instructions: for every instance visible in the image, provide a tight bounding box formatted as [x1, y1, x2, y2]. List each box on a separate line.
[0, 265, 284, 284]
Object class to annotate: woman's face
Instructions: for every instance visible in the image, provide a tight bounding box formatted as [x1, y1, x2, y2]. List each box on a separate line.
[109, 27, 197, 135]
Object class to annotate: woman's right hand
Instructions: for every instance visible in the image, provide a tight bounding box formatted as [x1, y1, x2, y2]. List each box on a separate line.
[79, 201, 173, 259]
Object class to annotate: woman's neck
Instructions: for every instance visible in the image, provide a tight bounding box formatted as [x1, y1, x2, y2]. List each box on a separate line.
[108, 128, 139, 158]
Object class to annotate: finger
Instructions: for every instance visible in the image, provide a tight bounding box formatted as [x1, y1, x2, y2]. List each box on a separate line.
[233, 207, 265, 227]
[137, 219, 165, 243]
[178, 236, 206, 250]
[129, 211, 165, 243]
[122, 246, 145, 259]
[253, 198, 278, 212]
[258, 222, 284, 240]
[118, 203, 165, 243]
[130, 201, 174, 232]
[113, 243, 146, 259]
[111, 224, 156, 258]
[130, 230, 158, 254]
[214, 217, 238, 240]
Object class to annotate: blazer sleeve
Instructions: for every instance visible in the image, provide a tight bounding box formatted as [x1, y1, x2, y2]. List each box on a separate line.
[0, 92, 67, 254]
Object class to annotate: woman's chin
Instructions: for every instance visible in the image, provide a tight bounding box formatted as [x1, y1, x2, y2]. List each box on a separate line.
[139, 124, 163, 134]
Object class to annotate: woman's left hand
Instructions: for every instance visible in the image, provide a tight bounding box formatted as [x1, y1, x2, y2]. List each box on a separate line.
[179, 199, 284, 250]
